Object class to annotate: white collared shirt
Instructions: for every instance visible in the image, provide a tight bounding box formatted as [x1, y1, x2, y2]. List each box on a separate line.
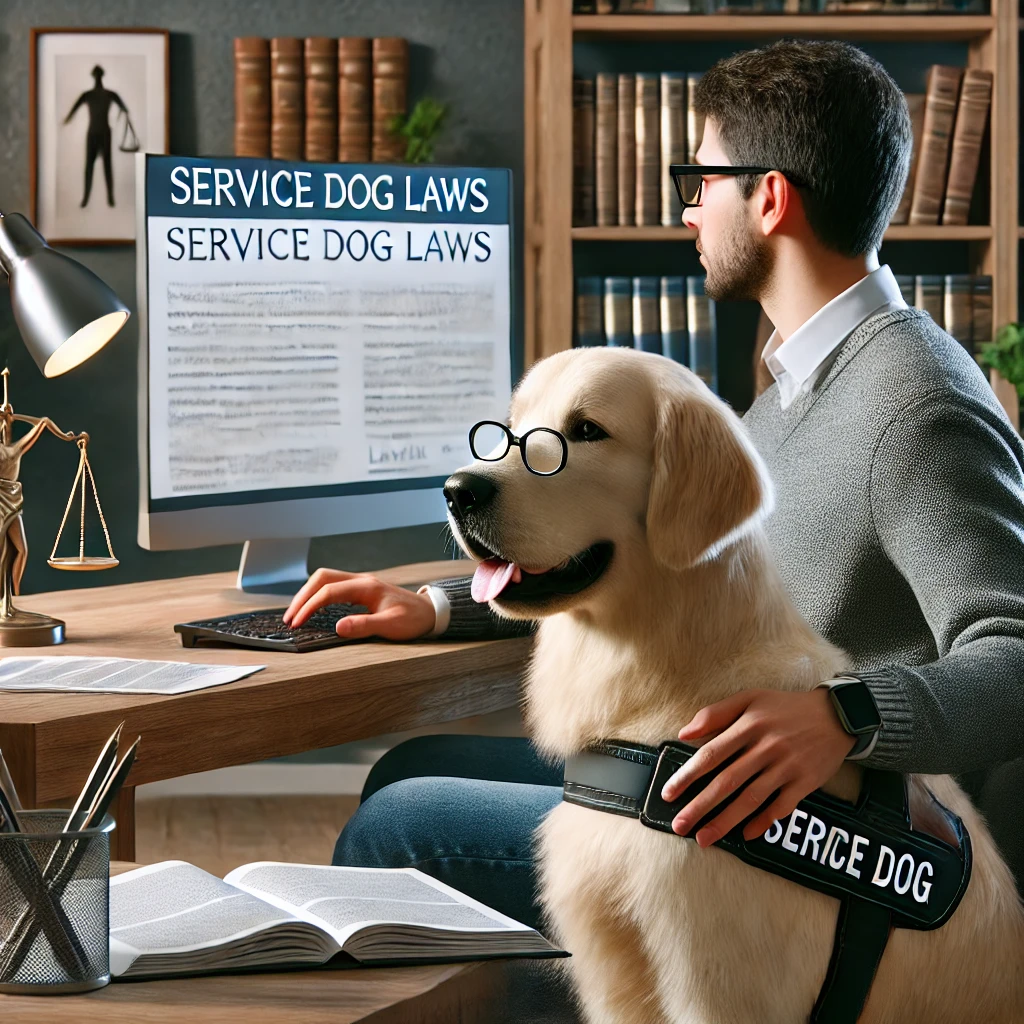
[761, 265, 907, 410]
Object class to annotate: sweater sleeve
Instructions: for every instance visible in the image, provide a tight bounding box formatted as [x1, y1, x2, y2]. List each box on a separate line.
[428, 574, 538, 641]
[850, 389, 1024, 774]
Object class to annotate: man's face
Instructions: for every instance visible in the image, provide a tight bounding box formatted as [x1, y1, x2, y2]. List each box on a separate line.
[682, 120, 774, 303]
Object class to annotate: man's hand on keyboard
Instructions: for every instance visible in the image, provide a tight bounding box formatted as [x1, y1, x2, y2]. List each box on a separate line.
[283, 568, 437, 641]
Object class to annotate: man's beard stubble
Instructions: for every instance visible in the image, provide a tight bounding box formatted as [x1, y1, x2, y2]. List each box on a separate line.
[700, 204, 774, 303]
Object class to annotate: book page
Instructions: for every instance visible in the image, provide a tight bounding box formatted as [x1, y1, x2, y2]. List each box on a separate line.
[224, 862, 533, 947]
[108, 861, 335, 976]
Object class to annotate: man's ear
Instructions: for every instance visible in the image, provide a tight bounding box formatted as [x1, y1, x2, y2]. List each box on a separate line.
[646, 382, 774, 571]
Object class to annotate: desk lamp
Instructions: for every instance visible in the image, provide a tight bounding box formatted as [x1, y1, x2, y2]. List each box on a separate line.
[0, 211, 129, 645]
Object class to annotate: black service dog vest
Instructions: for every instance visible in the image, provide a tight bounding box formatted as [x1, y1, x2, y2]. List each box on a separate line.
[562, 740, 971, 1024]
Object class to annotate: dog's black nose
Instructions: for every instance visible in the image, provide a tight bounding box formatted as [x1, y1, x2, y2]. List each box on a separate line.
[444, 472, 497, 518]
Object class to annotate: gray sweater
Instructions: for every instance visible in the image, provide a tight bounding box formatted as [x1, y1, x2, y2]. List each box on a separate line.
[431, 307, 1024, 887]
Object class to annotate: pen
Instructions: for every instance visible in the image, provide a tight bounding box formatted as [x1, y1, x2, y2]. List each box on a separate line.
[0, 750, 22, 813]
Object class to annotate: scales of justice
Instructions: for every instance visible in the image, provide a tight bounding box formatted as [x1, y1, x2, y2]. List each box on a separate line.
[0, 367, 117, 646]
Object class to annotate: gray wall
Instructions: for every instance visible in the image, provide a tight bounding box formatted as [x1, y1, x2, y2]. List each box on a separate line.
[0, 0, 523, 596]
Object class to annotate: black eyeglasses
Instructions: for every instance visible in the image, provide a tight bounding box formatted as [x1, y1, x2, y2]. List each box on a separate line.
[469, 420, 568, 477]
[669, 164, 809, 209]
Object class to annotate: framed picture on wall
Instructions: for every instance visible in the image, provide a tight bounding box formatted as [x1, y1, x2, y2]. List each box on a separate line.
[31, 28, 170, 245]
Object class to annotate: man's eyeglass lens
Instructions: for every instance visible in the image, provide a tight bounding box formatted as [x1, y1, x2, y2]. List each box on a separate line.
[470, 422, 565, 475]
[676, 174, 703, 207]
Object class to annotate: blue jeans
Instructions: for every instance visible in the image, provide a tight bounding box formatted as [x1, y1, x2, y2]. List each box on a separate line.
[332, 736, 564, 931]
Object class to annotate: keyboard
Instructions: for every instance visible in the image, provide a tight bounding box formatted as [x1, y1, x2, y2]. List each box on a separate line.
[174, 603, 369, 654]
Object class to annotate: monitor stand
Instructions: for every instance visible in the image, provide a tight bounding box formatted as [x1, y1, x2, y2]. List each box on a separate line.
[236, 538, 311, 595]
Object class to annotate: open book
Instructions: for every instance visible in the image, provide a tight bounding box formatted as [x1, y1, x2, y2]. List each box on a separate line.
[108, 861, 566, 979]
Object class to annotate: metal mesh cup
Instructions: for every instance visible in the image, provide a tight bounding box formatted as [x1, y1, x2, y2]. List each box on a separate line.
[0, 809, 114, 995]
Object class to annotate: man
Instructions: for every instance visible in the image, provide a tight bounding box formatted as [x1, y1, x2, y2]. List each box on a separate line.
[285, 40, 1024, 928]
[63, 65, 130, 208]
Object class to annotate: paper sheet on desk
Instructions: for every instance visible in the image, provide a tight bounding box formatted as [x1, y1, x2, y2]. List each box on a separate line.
[0, 656, 265, 694]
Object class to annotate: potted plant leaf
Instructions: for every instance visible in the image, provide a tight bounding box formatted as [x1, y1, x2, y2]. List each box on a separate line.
[389, 98, 448, 165]
[976, 322, 1024, 420]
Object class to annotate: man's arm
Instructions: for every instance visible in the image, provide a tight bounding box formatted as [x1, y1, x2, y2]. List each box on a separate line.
[847, 388, 1024, 775]
[427, 576, 537, 640]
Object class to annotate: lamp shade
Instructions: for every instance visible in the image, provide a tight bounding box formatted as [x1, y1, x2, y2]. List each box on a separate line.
[0, 213, 129, 378]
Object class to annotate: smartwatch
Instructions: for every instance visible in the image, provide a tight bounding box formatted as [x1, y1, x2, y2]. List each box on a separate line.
[820, 677, 881, 759]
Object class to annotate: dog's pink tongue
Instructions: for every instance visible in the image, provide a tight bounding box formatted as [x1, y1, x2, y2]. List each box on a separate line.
[471, 559, 522, 603]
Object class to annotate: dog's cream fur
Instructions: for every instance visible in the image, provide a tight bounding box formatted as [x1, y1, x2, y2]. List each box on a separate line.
[449, 347, 1024, 1024]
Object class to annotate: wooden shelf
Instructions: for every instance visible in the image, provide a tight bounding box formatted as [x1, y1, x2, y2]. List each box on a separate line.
[572, 14, 995, 41]
[571, 225, 992, 241]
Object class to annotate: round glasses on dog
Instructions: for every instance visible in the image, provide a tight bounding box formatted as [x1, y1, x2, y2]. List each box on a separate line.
[469, 420, 568, 476]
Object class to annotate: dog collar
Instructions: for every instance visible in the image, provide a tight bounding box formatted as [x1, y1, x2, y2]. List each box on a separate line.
[563, 740, 972, 1024]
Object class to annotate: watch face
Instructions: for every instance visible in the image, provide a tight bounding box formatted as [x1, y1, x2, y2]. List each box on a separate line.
[834, 682, 881, 734]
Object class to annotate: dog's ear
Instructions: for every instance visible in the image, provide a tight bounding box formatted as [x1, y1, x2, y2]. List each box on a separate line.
[646, 382, 773, 571]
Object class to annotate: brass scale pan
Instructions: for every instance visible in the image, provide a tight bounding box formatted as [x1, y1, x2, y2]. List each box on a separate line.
[47, 439, 118, 571]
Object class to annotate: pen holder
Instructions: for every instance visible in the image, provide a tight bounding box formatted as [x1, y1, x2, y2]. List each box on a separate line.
[0, 809, 114, 995]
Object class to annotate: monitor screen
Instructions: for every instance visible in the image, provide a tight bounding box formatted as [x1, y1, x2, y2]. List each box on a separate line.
[136, 154, 513, 559]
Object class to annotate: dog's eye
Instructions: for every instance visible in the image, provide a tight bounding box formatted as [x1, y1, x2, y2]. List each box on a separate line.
[571, 420, 609, 443]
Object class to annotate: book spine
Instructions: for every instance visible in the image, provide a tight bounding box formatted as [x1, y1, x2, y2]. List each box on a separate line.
[914, 274, 945, 324]
[687, 276, 717, 393]
[372, 37, 408, 163]
[604, 277, 633, 346]
[893, 274, 916, 307]
[270, 37, 304, 161]
[596, 73, 618, 228]
[970, 274, 992, 349]
[685, 74, 704, 163]
[660, 73, 686, 227]
[234, 37, 271, 158]
[908, 65, 964, 226]
[632, 277, 661, 353]
[635, 74, 660, 227]
[940, 68, 993, 226]
[576, 277, 605, 347]
[943, 273, 973, 350]
[617, 75, 636, 226]
[891, 93, 925, 226]
[338, 38, 372, 163]
[573, 77, 597, 227]
[304, 38, 338, 163]
[660, 276, 688, 364]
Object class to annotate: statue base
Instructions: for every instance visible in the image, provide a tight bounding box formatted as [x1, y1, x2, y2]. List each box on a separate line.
[0, 608, 64, 646]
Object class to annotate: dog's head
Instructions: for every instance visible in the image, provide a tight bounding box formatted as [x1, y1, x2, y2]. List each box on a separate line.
[444, 347, 774, 618]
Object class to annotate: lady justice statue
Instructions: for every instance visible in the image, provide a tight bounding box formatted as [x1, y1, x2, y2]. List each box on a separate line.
[0, 368, 108, 645]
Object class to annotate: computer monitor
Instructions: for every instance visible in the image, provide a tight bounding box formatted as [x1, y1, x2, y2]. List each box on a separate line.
[136, 155, 513, 592]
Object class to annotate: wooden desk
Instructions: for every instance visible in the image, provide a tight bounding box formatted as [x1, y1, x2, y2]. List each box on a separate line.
[0, 863, 510, 1023]
[0, 561, 532, 860]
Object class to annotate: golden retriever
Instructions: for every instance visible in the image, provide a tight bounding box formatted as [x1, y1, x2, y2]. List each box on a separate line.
[445, 346, 1024, 1024]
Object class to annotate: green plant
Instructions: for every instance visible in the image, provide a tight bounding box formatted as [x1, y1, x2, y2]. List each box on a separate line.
[389, 98, 449, 164]
[977, 323, 1024, 399]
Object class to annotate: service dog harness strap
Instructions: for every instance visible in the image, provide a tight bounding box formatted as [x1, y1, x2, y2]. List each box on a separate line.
[563, 740, 972, 1024]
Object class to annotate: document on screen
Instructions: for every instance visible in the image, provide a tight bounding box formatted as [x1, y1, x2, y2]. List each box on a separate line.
[141, 161, 513, 504]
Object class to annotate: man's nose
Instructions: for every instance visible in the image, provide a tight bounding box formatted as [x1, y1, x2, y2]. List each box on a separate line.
[682, 206, 699, 230]
[443, 472, 497, 519]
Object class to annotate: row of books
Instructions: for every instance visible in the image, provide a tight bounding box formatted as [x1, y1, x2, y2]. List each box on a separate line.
[894, 274, 992, 351]
[572, 0, 987, 12]
[572, 63, 992, 229]
[574, 276, 718, 392]
[895, 67, 992, 227]
[233, 36, 408, 164]
[574, 273, 991, 396]
[574, 73, 703, 228]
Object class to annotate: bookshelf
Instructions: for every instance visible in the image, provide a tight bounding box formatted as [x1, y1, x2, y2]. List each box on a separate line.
[523, 0, 1020, 425]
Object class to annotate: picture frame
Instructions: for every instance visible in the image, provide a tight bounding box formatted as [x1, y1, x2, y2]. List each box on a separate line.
[30, 27, 170, 246]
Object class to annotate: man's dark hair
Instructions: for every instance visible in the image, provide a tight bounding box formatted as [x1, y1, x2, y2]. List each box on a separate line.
[694, 40, 911, 257]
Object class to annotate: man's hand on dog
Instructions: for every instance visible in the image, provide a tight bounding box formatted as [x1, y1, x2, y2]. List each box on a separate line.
[661, 688, 857, 848]
[283, 569, 437, 640]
